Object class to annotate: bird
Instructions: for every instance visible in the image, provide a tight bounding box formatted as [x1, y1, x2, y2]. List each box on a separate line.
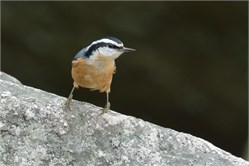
[65, 37, 135, 113]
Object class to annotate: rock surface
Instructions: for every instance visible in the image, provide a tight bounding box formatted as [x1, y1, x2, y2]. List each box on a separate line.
[0, 71, 248, 166]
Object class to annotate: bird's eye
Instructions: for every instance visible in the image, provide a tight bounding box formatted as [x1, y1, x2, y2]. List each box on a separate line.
[108, 44, 114, 48]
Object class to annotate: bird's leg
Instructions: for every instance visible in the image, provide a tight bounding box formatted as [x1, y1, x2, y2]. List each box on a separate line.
[65, 83, 77, 110]
[102, 92, 111, 113]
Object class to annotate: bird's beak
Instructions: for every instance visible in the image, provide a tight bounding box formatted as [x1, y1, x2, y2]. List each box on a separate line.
[121, 47, 136, 52]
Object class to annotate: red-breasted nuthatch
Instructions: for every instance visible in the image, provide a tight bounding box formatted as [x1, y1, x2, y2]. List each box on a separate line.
[65, 37, 135, 113]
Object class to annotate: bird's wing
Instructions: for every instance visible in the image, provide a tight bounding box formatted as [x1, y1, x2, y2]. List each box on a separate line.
[73, 47, 87, 60]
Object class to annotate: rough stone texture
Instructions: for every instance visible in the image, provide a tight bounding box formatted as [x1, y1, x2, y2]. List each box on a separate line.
[0, 71, 248, 166]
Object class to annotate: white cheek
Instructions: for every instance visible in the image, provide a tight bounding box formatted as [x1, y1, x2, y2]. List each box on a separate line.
[99, 47, 114, 56]
[98, 48, 122, 59]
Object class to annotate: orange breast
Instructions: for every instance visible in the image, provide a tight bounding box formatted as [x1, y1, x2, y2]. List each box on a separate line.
[71, 57, 115, 93]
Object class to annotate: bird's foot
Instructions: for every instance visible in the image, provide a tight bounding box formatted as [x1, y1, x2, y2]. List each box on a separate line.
[101, 102, 111, 114]
[64, 95, 73, 110]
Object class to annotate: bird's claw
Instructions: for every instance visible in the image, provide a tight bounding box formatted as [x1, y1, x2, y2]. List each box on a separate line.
[101, 102, 111, 114]
[64, 95, 73, 110]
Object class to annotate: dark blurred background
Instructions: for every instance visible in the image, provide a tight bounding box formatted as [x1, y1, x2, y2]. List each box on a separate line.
[1, 2, 248, 160]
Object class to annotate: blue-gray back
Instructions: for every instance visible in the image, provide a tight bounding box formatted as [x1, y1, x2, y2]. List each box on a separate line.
[73, 47, 87, 60]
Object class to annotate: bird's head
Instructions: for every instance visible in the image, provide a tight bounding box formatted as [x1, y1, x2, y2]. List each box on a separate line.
[85, 37, 135, 59]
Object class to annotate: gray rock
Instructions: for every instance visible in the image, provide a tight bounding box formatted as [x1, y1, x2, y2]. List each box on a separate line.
[0, 71, 248, 166]
[0, 72, 22, 85]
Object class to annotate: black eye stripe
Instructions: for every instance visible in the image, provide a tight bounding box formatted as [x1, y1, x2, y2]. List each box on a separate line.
[108, 44, 113, 48]
[108, 44, 120, 49]
[85, 42, 122, 57]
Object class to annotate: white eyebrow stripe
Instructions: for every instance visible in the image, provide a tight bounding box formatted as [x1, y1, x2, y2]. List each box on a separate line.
[90, 39, 124, 47]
